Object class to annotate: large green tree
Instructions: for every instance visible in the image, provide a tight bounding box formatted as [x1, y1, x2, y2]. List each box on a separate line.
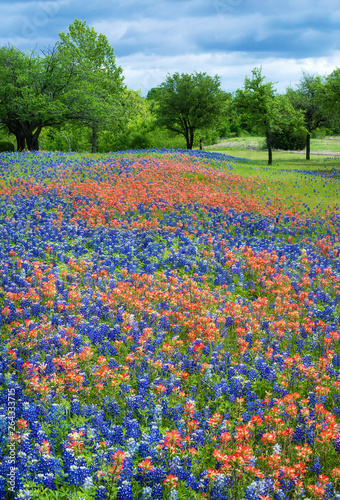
[151, 72, 228, 149]
[0, 46, 72, 150]
[0, 19, 124, 151]
[286, 72, 330, 160]
[234, 67, 305, 164]
[57, 19, 125, 153]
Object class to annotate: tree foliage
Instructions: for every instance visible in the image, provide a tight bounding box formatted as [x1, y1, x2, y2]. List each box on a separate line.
[57, 19, 125, 152]
[0, 45, 71, 150]
[0, 19, 125, 151]
[234, 67, 305, 164]
[286, 72, 330, 159]
[2, 25, 340, 156]
[0, 141, 15, 152]
[324, 68, 340, 111]
[151, 72, 228, 149]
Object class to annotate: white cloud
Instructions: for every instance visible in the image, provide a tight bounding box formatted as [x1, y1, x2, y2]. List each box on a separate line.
[1, 0, 340, 96]
[117, 50, 340, 95]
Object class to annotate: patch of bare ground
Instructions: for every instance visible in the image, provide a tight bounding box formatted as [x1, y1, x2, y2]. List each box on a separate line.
[208, 137, 340, 156]
[274, 149, 340, 156]
[210, 139, 262, 150]
[211, 140, 340, 155]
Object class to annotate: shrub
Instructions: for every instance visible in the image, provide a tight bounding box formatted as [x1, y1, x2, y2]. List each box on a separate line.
[312, 127, 331, 138]
[0, 141, 15, 152]
[271, 127, 306, 151]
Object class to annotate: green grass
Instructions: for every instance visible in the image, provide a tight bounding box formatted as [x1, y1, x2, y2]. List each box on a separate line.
[309, 136, 340, 151]
[203, 136, 340, 214]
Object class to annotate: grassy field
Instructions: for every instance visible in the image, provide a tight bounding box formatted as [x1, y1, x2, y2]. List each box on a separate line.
[201, 136, 340, 214]
[205, 135, 340, 155]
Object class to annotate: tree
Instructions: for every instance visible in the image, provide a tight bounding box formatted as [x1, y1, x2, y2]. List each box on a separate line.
[57, 19, 125, 153]
[0, 20, 125, 151]
[146, 87, 162, 102]
[234, 67, 305, 164]
[98, 89, 157, 152]
[322, 68, 340, 135]
[0, 46, 69, 150]
[286, 72, 331, 160]
[217, 93, 250, 138]
[152, 72, 228, 149]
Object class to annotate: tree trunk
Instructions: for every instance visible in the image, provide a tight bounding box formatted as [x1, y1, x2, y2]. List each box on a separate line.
[26, 133, 37, 151]
[199, 138, 202, 150]
[25, 133, 33, 150]
[32, 127, 41, 150]
[25, 127, 41, 150]
[268, 144, 272, 165]
[91, 127, 97, 153]
[188, 128, 194, 150]
[185, 133, 190, 149]
[306, 133, 311, 160]
[15, 129, 26, 151]
[7, 123, 25, 151]
[30, 135, 39, 150]
[32, 137, 39, 150]
[265, 130, 273, 165]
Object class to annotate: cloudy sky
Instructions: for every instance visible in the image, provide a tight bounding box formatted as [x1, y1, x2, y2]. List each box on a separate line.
[2, 0, 340, 95]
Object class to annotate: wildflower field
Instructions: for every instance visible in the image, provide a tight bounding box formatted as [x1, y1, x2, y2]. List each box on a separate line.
[1, 149, 340, 500]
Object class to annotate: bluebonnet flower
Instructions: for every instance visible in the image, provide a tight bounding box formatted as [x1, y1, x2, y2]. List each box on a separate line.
[153, 405, 162, 424]
[225, 316, 234, 328]
[184, 472, 199, 491]
[168, 491, 178, 500]
[292, 422, 307, 443]
[93, 410, 105, 430]
[15, 489, 33, 500]
[245, 478, 275, 499]
[0, 475, 6, 497]
[141, 486, 153, 499]
[203, 366, 213, 382]
[70, 397, 81, 416]
[43, 472, 56, 489]
[159, 315, 170, 329]
[110, 425, 124, 445]
[95, 485, 107, 499]
[138, 438, 152, 459]
[62, 447, 77, 468]
[0, 412, 7, 442]
[124, 418, 140, 440]
[105, 398, 120, 418]
[149, 424, 161, 445]
[209, 473, 231, 498]
[125, 437, 139, 457]
[83, 476, 93, 489]
[67, 464, 89, 486]
[117, 480, 133, 500]
[229, 375, 244, 398]
[244, 485, 259, 500]
[310, 456, 322, 474]
[273, 443, 282, 455]
[151, 484, 163, 499]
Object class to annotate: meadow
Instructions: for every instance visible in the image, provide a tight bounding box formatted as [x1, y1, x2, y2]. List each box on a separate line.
[0, 147, 340, 500]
